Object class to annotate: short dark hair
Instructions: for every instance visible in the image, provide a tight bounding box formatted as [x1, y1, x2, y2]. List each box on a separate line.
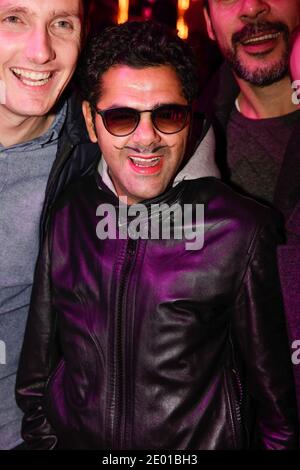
[77, 21, 199, 108]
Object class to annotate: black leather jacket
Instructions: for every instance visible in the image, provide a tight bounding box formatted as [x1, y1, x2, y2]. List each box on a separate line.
[16, 174, 298, 450]
[39, 89, 100, 245]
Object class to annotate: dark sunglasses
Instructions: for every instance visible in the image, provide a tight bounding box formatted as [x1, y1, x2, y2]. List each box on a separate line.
[93, 104, 191, 137]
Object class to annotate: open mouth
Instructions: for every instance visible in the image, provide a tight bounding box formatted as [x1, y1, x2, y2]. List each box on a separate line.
[10, 68, 54, 87]
[128, 155, 163, 175]
[129, 156, 162, 168]
[241, 31, 281, 46]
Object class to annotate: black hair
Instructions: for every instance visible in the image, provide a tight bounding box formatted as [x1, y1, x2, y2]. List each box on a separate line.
[77, 21, 199, 108]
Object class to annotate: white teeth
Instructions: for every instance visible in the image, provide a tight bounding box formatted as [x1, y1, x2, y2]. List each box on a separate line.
[130, 157, 160, 163]
[22, 78, 50, 87]
[130, 156, 161, 167]
[243, 32, 280, 45]
[11, 68, 52, 80]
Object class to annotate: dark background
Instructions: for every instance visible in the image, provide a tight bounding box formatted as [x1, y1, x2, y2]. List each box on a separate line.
[87, 0, 222, 89]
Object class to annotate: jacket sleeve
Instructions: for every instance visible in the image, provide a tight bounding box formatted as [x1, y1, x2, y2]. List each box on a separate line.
[232, 214, 299, 449]
[15, 216, 60, 450]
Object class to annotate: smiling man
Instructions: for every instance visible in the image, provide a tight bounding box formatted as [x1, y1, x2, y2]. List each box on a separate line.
[83, 65, 190, 204]
[204, 0, 299, 97]
[16, 22, 297, 450]
[0, 0, 82, 143]
[0, 0, 101, 450]
[202, 0, 300, 429]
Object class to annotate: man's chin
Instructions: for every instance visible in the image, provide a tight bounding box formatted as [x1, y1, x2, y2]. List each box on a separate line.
[226, 54, 289, 86]
[235, 65, 288, 87]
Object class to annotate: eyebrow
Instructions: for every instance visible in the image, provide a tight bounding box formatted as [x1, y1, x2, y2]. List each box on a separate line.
[101, 102, 186, 110]
[50, 10, 82, 19]
[0, 5, 30, 15]
[96, 104, 189, 117]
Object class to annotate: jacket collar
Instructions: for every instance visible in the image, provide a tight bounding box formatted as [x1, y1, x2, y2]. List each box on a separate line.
[197, 61, 239, 130]
[57, 86, 91, 146]
[45, 87, 93, 192]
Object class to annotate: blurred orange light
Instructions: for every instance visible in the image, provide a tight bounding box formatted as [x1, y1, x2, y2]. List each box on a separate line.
[118, 0, 129, 24]
[177, 16, 188, 40]
[177, 0, 189, 39]
[178, 0, 190, 10]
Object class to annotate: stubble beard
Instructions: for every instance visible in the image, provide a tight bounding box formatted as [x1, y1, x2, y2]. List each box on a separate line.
[224, 44, 289, 87]
[220, 22, 291, 87]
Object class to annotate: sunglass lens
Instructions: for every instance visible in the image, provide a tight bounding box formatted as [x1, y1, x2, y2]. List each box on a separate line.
[104, 108, 138, 136]
[154, 105, 189, 133]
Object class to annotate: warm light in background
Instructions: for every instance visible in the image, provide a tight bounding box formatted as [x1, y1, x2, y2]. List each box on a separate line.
[118, 0, 129, 24]
[177, 0, 190, 39]
[116, 1, 191, 40]
[177, 16, 188, 40]
[178, 0, 190, 10]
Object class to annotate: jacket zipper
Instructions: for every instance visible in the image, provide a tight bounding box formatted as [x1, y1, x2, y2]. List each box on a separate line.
[109, 238, 137, 449]
[224, 366, 239, 448]
[227, 334, 248, 448]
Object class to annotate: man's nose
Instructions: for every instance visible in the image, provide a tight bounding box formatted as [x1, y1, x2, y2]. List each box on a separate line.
[239, 0, 271, 23]
[25, 27, 56, 65]
[131, 113, 161, 147]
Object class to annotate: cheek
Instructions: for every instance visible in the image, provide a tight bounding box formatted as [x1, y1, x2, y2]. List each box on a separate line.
[211, 14, 233, 43]
[63, 58, 79, 76]
[0, 36, 17, 52]
[56, 41, 81, 73]
[168, 135, 187, 166]
[0, 37, 20, 70]
[97, 136, 128, 168]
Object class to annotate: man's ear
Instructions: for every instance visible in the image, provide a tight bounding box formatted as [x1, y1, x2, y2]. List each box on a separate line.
[82, 101, 98, 143]
[203, 6, 216, 41]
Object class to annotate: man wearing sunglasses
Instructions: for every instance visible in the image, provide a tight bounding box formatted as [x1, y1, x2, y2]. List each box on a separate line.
[16, 21, 297, 449]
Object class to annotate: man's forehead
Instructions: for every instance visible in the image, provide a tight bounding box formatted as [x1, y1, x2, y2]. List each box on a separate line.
[100, 65, 184, 99]
[97, 66, 187, 112]
[0, 0, 83, 16]
[101, 65, 182, 87]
